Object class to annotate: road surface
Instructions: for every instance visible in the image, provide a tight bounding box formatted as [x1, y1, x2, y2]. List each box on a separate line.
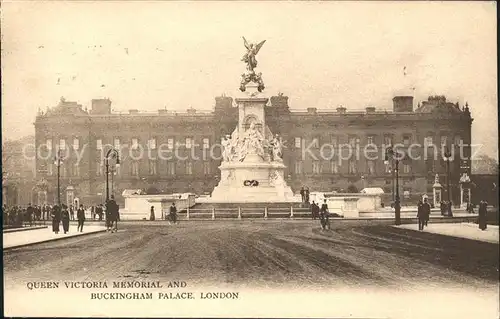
[4, 220, 498, 290]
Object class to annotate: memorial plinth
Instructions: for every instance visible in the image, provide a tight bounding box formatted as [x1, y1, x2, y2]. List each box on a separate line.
[210, 83, 294, 203]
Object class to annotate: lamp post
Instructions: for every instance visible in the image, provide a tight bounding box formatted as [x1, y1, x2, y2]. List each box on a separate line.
[443, 146, 453, 216]
[105, 149, 120, 203]
[385, 146, 401, 225]
[54, 149, 63, 206]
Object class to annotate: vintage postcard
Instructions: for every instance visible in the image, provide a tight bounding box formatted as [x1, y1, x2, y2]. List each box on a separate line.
[2, 1, 498, 318]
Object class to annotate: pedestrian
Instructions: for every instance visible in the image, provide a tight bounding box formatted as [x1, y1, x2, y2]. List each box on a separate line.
[69, 205, 75, 220]
[417, 199, 425, 230]
[61, 204, 70, 234]
[311, 201, 317, 220]
[447, 201, 453, 217]
[150, 206, 155, 221]
[305, 187, 310, 204]
[440, 201, 446, 216]
[77, 204, 85, 232]
[26, 203, 34, 226]
[98, 204, 104, 221]
[300, 186, 305, 203]
[423, 198, 431, 226]
[478, 200, 488, 230]
[106, 196, 119, 233]
[51, 204, 61, 234]
[169, 202, 177, 225]
[91, 206, 95, 220]
[319, 199, 330, 230]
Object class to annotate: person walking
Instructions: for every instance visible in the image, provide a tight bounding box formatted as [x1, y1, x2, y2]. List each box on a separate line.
[320, 199, 330, 230]
[107, 196, 119, 233]
[300, 186, 305, 203]
[26, 203, 34, 226]
[61, 204, 70, 234]
[305, 187, 310, 204]
[91, 206, 95, 220]
[169, 202, 177, 225]
[311, 201, 318, 220]
[423, 198, 431, 227]
[478, 200, 488, 231]
[417, 199, 425, 231]
[69, 205, 75, 221]
[150, 206, 155, 221]
[77, 204, 85, 232]
[51, 205, 61, 234]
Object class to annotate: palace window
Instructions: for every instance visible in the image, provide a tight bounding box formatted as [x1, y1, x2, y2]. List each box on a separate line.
[367, 135, 375, 145]
[59, 139, 66, 150]
[131, 138, 139, 150]
[312, 161, 321, 174]
[167, 162, 175, 175]
[384, 134, 393, 146]
[294, 161, 303, 174]
[331, 160, 339, 174]
[311, 137, 320, 148]
[331, 135, 338, 147]
[131, 161, 139, 176]
[148, 138, 157, 150]
[403, 163, 411, 174]
[47, 163, 53, 176]
[385, 161, 392, 174]
[185, 137, 193, 149]
[454, 135, 462, 146]
[367, 160, 376, 175]
[424, 136, 433, 147]
[425, 158, 435, 173]
[348, 160, 357, 174]
[46, 139, 53, 150]
[96, 162, 103, 176]
[348, 136, 358, 147]
[440, 135, 448, 146]
[403, 134, 411, 146]
[294, 137, 302, 148]
[96, 139, 102, 150]
[60, 165, 66, 177]
[73, 138, 80, 150]
[114, 138, 120, 149]
[74, 163, 80, 177]
[149, 160, 157, 175]
[185, 162, 193, 175]
[203, 138, 210, 149]
[167, 138, 174, 150]
[203, 161, 211, 175]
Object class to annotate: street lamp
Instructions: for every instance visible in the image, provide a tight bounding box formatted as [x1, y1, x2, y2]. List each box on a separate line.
[105, 149, 120, 203]
[443, 146, 453, 216]
[54, 149, 63, 206]
[385, 146, 401, 225]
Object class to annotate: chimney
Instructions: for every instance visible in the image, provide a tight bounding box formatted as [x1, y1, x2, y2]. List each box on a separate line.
[307, 107, 317, 114]
[270, 95, 289, 108]
[90, 98, 112, 114]
[336, 106, 347, 114]
[392, 96, 413, 112]
[365, 106, 376, 113]
[215, 96, 233, 110]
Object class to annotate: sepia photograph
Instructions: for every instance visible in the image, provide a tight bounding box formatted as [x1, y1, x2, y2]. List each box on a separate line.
[2, 1, 498, 318]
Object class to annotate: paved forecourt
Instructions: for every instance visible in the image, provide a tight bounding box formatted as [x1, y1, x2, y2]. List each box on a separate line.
[3, 224, 107, 249]
[396, 222, 499, 244]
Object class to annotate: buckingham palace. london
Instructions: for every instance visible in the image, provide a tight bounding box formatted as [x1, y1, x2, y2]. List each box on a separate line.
[32, 92, 473, 206]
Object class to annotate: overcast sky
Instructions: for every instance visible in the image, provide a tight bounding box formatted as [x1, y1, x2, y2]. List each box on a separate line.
[1, 1, 497, 158]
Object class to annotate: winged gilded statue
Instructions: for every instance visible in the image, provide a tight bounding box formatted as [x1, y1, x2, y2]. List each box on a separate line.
[241, 37, 266, 73]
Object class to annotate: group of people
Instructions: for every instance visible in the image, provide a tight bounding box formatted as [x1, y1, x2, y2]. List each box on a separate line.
[2, 204, 57, 226]
[439, 201, 453, 217]
[105, 197, 120, 232]
[311, 199, 330, 230]
[50, 204, 86, 234]
[300, 186, 310, 205]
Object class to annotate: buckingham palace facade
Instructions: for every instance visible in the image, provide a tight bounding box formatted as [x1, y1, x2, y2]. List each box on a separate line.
[33, 94, 473, 206]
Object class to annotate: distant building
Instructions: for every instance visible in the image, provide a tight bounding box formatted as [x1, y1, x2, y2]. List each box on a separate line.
[33, 95, 473, 206]
[2, 136, 36, 206]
